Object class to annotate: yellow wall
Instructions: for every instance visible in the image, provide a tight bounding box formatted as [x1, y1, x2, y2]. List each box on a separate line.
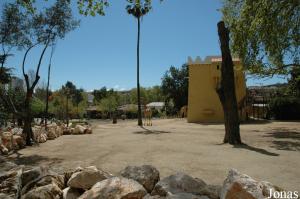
[187, 61, 246, 123]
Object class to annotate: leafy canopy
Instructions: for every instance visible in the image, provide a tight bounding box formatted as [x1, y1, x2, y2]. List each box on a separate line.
[222, 0, 300, 76]
[161, 64, 188, 111]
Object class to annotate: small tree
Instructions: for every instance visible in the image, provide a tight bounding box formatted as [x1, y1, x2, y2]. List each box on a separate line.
[21, 0, 78, 145]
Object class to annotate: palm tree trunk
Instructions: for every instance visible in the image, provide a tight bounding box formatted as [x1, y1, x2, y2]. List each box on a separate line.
[137, 17, 142, 126]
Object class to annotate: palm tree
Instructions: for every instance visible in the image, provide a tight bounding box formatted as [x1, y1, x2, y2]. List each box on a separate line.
[126, 0, 152, 126]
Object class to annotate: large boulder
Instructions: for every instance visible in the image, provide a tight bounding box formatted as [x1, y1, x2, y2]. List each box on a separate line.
[67, 166, 112, 190]
[1, 131, 13, 151]
[12, 135, 25, 149]
[166, 193, 209, 199]
[32, 126, 48, 143]
[120, 165, 160, 193]
[0, 193, 13, 199]
[0, 167, 23, 199]
[0, 144, 8, 155]
[197, 184, 221, 199]
[21, 183, 62, 199]
[144, 194, 165, 199]
[33, 174, 65, 190]
[0, 157, 17, 173]
[220, 169, 283, 199]
[56, 126, 63, 137]
[21, 166, 51, 187]
[64, 167, 84, 185]
[63, 187, 84, 199]
[151, 173, 207, 197]
[21, 167, 65, 196]
[11, 127, 23, 136]
[73, 125, 86, 135]
[78, 177, 147, 199]
[46, 127, 57, 140]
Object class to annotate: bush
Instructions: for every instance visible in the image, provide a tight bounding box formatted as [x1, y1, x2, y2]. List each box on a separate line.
[269, 97, 300, 120]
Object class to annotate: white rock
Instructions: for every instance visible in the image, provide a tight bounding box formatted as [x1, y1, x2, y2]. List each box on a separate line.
[78, 177, 147, 199]
[67, 166, 111, 190]
[151, 172, 206, 196]
[21, 183, 62, 199]
[220, 169, 283, 199]
[120, 165, 160, 193]
[63, 187, 83, 199]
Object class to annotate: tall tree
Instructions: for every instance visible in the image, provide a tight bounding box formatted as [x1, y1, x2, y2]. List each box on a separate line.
[217, 21, 241, 145]
[0, 3, 30, 126]
[126, 0, 152, 126]
[0, 3, 29, 64]
[62, 81, 77, 126]
[21, 0, 78, 145]
[44, 44, 56, 128]
[161, 64, 189, 112]
[221, 0, 300, 76]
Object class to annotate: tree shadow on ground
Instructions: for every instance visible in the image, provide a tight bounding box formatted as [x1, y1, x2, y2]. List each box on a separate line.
[263, 130, 300, 140]
[133, 126, 172, 135]
[240, 119, 272, 125]
[233, 143, 280, 156]
[262, 129, 300, 151]
[270, 141, 300, 151]
[7, 151, 63, 167]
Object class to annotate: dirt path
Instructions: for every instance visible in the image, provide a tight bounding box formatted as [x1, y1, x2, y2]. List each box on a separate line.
[7, 119, 300, 191]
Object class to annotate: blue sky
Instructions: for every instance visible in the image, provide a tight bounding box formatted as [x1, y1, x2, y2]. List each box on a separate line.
[4, 0, 287, 91]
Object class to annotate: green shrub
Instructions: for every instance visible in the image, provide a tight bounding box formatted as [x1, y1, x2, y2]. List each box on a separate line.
[269, 97, 300, 120]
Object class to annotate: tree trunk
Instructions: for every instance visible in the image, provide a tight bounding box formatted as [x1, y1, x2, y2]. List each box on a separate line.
[216, 21, 241, 145]
[66, 96, 69, 127]
[137, 17, 142, 126]
[23, 89, 34, 146]
[44, 62, 51, 129]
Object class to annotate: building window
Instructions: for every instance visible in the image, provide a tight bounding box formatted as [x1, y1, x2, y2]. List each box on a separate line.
[217, 65, 220, 70]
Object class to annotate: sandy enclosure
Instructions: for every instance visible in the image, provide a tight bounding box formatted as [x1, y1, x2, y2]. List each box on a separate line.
[6, 119, 300, 191]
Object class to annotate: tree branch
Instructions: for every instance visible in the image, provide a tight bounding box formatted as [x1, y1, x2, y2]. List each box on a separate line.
[22, 42, 41, 89]
[31, 38, 51, 90]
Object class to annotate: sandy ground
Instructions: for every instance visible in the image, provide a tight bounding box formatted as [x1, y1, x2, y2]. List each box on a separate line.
[6, 119, 300, 191]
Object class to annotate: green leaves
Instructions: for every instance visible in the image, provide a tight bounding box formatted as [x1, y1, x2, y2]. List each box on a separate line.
[77, 0, 109, 16]
[222, 0, 300, 76]
[161, 64, 188, 111]
[126, 0, 153, 18]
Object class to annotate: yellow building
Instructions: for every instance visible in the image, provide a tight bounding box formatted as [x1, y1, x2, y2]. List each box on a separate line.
[187, 56, 247, 123]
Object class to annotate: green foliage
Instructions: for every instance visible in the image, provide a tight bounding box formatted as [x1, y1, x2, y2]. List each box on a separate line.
[77, 0, 109, 16]
[0, 67, 12, 84]
[32, 0, 79, 44]
[289, 67, 300, 97]
[269, 97, 300, 120]
[222, 0, 300, 76]
[98, 95, 118, 115]
[93, 86, 108, 102]
[31, 97, 45, 117]
[128, 86, 164, 105]
[126, 0, 152, 18]
[161, 64, 188, 111]
[0, 3, 30, 50]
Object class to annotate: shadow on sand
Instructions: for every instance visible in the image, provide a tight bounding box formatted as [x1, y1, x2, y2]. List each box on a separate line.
[263, 129, 300, 151]
[7, 151, 63, 167]
[133, 126, 172, 135]
[263, 130, 300, 140]
[234, 143, 280, 156]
